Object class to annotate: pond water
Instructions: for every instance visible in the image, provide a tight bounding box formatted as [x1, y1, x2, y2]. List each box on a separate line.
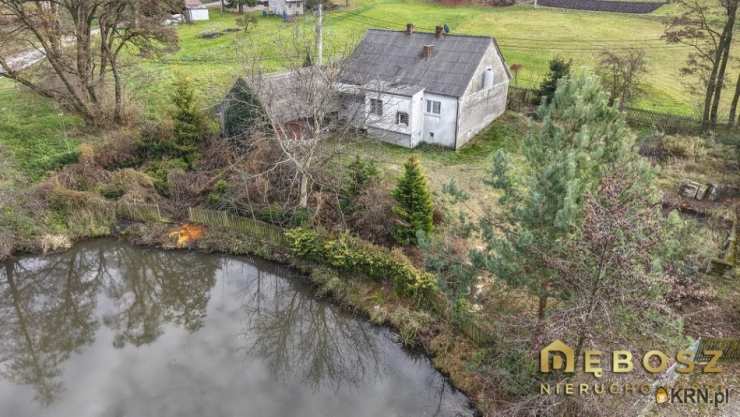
[0, 240, 474, 417]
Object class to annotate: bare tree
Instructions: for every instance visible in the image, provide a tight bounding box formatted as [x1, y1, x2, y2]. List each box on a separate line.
[217, 25, 401, 224]
[0, 0, 179, 125]
[728, 72, 740, 127]
[597, 48, 647, 111]
[664, 0, 739, 131]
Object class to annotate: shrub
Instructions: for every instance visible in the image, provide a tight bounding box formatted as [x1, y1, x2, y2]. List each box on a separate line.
[94, 129, 141, 169]
[661, 135, 708, 160]
[538, 56, 571, 105]
[285, 227, 438, 302]
[135, 119, 178, 161]
[144, 158, 189, 196]
[389, 307, 432, 347]
[344, 156, 379, 200]
[392, 157, 434, 245]
[489, 347, 538, 397]
[257, 204, 311, 227]
[348, 183, 396, 244]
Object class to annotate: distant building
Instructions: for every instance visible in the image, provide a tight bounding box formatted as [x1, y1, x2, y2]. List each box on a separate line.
[338, 26, 511, 149]
[267, 0, 304, 17]
[185, 0, 210, 21]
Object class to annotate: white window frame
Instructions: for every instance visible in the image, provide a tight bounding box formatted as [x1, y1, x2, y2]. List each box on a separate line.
[370, 98, 383, 116]
[396, 111, 409, 126]
[426, 99, 441, 115]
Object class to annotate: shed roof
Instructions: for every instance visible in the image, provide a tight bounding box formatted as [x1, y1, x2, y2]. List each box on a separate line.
[185, 0, 205, 9]
[341, 29, 500, 97]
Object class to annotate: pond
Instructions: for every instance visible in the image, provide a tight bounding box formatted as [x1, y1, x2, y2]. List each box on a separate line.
[0, 240, 475, 417]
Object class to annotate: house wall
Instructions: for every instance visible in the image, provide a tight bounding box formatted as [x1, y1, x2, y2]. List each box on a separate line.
[421, 93, 458, 148]
[362, 91, 420, 148]
[456, 43, 510, 149]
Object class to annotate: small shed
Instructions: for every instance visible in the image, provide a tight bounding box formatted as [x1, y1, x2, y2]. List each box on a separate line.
[185, 0, 210, 21]
[268, 0, 304, 17]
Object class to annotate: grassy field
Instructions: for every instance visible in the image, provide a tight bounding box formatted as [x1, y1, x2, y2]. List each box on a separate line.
[2, 0, 738, 181]
[0, 79, 82, 181]
[123, 1, 738, 117]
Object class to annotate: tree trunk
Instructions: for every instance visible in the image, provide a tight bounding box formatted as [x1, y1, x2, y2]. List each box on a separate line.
[299, 173, 309, 208]
[710, 3, 737, 128]
[531, 284, 548, 353]
[728, 73, 740, 127]
[701, 24, 728, 131]
[111, 58, 123, 124]
[238, 3, 244, 13]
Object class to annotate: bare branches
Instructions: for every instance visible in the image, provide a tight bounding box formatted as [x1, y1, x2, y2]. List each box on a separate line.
[597, 48, 647, 111]
[0, 0, 178, 125]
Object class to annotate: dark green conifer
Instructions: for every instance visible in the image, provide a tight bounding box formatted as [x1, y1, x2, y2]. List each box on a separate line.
[392, 157, 434, 245]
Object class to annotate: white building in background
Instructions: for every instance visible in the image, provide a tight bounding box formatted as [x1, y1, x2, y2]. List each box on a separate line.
[268, 0, 304, 17]
[185, 0, 210, 21]
[339, 26, 511, 149]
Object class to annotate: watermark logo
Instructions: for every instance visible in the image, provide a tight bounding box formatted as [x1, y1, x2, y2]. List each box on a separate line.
[655, 386, 731, 407]
[538, 339, 734, 407]
[540, 340, 575, 373]
[539, 339, 723, 378]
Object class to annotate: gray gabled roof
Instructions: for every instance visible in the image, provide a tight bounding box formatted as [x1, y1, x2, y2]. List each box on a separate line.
[341, 29, 498, 97]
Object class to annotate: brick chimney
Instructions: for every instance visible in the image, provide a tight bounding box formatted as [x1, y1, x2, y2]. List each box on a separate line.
[435, 26, 444, 39]
[423, 44, 434, 58]
[406, 23, 414, 35]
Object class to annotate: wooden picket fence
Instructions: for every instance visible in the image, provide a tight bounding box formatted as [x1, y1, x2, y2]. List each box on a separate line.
[114, 200, 167, 223]
[188, 207, 286, 246]
[457, 319, 496, 346]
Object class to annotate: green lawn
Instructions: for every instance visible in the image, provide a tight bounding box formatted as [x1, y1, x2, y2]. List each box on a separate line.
[124, 2, 737, 116]
[0, 78, 82, 181]
[2, 1, 737, 181]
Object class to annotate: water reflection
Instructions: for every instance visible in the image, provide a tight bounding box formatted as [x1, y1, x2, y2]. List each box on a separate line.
[0, 240, 474, 417]
[236, 262, 381, 390]
[99, 245, 219, 348]
[0, 246, 100, 404]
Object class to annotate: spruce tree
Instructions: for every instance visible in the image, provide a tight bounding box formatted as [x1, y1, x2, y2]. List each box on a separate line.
[392, 157, 434, 245]
[172, 76, 208, 162]
[475, 71, 638, 345]
[538, 57, 571, 105]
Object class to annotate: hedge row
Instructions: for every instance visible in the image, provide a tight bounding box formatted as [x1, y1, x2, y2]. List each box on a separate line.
[285, 228, 438, 302]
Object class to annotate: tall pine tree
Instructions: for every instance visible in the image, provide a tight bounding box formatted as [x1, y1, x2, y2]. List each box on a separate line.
[475, 71, 638, 347]
[392, 157, 434, 245]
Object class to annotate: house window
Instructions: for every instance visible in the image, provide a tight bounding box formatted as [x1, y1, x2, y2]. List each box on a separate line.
[426, 99, 441, 115]
[370, 98, 383, 116]
[396, 111, 409, 126]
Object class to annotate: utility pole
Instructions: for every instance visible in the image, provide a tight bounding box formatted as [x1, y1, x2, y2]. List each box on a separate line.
[315, 3, 323, 66]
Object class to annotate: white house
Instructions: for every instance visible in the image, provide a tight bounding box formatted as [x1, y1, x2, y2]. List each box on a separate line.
[339, 26, 511, 149]
[185, 0, 210, 21]
[268, 0, 304, 17]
